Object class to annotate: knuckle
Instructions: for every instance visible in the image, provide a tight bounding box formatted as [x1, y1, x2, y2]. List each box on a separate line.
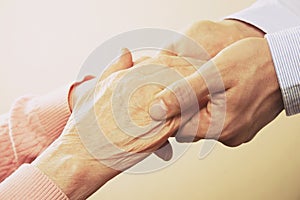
[157, 55, 172, 66]
[218, 129, 234, 143]
[162, 91, 181, 112]
[170, 81, 191, 109]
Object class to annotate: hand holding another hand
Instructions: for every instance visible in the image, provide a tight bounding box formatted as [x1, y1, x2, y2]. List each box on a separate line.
[29, 19, 271, 200]
[33, 49, 205, 199]
[32, 49, 135, 199]
[150, 38, 284, 147]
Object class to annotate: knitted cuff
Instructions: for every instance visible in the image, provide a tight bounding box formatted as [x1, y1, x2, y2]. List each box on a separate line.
[9, 86, 72, 164]
[0, 164, 69, 200]
[0, 114, 18, 182]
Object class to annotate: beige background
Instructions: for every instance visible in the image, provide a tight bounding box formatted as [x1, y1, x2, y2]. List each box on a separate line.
[1, 0, 300, 199]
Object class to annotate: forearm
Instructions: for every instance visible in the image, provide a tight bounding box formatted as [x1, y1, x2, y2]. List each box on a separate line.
[10, 87, 71, 163]
[0, 86, 71, 182]
[0, 89, 113, 199]
[0, 164, 69, 200]
[0, 114, 18, 182]
[32, 125, 120, 199]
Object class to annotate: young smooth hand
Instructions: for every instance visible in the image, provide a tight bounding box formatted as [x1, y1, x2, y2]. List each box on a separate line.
[150, 38, 284, 147]
[162, 20, 264, 59]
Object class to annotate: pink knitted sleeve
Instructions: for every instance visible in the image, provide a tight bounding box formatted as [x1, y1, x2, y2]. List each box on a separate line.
[0, 164, 69, 200]
[0, 114, 18, 182]
[0, 86, 71, 182]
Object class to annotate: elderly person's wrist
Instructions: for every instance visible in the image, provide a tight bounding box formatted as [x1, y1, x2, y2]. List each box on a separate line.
[32, 130, 120, 199]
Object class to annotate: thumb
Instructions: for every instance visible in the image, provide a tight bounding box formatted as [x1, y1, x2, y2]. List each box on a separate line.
[100, 48, 133, 81]
[149, 61, 220, 120]
[116, 48, 133, 67]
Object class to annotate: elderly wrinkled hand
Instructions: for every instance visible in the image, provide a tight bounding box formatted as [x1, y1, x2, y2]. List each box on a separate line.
[32, 49, 205, 199]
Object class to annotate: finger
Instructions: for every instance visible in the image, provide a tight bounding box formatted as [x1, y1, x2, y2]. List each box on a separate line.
[149, 67, 209, 121]
[134, 56, 151, 65]
[175, 97, 210, 143]
[159, 35, 210, 60]
[159, 40, 178, 56]
[153, 140, 173, 161]
[100, 48, 133, 81]
[137, 55, 192, 68]
[173, 95, 210, 139]
[149, 60, 225, 121]
[159, 49, 177, 56]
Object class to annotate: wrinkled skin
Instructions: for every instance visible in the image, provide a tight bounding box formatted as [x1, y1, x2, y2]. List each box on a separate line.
[31, 20, 265, 199]
[73, 55, 205, 170]
[33, 51, 205, 199]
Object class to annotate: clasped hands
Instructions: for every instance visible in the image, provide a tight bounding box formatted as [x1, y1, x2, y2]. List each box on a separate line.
[33, 20, 284, 199]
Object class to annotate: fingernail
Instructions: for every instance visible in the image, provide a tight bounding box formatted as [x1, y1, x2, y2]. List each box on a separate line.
[149, 99, 168, 120]
[162, 147, 173, 161]
[155, 143, 173, 161]
[120, 48, 128, 55]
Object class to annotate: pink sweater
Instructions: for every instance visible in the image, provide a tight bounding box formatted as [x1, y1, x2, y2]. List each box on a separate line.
[0, 86, 71, 199]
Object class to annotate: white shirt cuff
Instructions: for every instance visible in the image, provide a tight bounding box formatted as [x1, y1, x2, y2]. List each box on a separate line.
[226, 0, 300, 33]
[265, 26, 300, 116]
